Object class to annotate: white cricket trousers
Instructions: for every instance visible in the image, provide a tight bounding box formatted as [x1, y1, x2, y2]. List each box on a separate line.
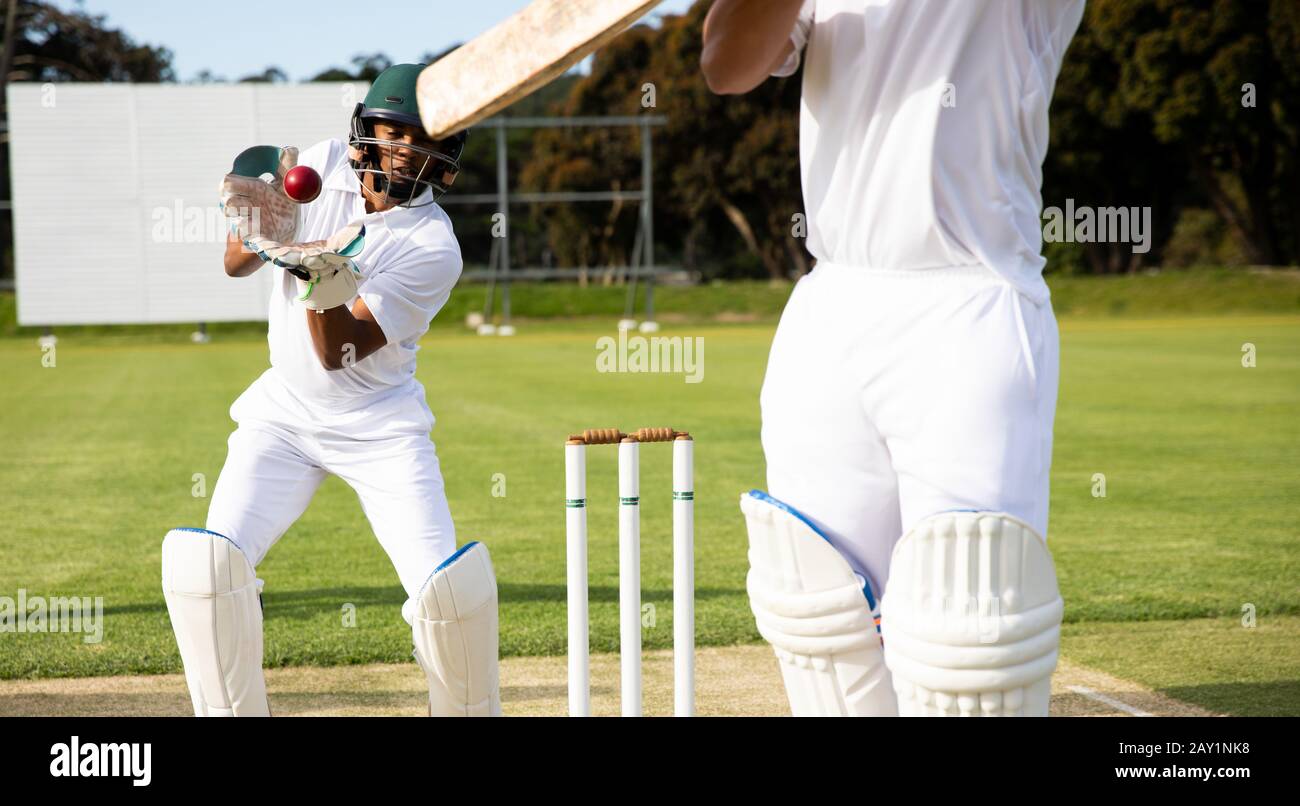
[760, 262, 1059, 597]
[204, 420, 456, 624]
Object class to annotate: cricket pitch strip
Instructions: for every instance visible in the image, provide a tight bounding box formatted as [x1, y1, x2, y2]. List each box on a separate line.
[0, 644, 1216, 717]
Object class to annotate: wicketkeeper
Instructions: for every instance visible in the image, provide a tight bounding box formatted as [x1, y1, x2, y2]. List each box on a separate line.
[706, 0, 1080, 716]
[161, 64, 500, 717]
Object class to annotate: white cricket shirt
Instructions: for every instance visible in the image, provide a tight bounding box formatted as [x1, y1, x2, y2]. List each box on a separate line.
[230, 138, 462, 438]
[776, 0, 1084, 303]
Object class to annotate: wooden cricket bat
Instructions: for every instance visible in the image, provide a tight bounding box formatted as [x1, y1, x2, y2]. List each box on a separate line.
[417, 0, 664, 139]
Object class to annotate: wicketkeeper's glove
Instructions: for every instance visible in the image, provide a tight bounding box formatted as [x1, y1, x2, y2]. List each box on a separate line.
[219, 145, 300, 246]
[219, 146, 366, 311]
[255, 221, 367, 311]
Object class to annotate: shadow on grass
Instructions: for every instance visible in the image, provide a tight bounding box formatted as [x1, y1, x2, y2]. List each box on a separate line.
[99, 582, 745, 622]
[1162, 680, 1300, 717]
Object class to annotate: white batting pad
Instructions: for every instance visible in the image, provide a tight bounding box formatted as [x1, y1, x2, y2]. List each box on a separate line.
[161, 528, 270, 717]
[881, 511, 1063, 717]
[412, 541, 502, 717]
[741, 491, 898, 716]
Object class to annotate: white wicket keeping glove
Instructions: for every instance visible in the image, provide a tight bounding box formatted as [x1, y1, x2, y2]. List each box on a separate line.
[219, 145, 300, 246]
[256, 221, 367, 311]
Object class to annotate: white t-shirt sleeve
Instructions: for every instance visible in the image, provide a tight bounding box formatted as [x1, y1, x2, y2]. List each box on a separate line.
[771, 0, 816, 77]
[360, 238, 462, 346]
[1037, 0, 1086, 84]
[295, 139, 335, 174]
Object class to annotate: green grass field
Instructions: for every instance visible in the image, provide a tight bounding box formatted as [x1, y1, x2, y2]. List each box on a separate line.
[1, 273, 1297, 715]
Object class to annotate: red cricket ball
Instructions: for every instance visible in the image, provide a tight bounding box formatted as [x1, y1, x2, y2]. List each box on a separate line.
[283, 165, 322, 203]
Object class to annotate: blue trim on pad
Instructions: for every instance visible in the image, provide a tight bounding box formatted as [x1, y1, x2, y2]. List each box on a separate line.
[435, 540, 480, 573]
[415, 541, 483, 603]
[744, 490, 878, 611]
[167, 527, 247, 556]
[746, 489, 826, 540]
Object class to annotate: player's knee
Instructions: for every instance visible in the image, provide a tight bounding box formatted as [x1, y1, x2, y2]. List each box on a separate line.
[881, 510, 1063, 717]
[409, 541, 501, 717]
[161, 527, 268, 717]
[161, 528, 257, 595]
[410, 541, 497, 623]
[741, 491, 880, 656]
[741, 490, 896, 716]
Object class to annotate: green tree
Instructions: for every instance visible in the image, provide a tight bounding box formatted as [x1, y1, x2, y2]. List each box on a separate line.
[649, 4, 806, 279]
[1049, 0, 1300, 268]
[1, 0, 173, 82]
[238, 66, 288, 84]
[1119, 0, 1300, 265]
[309, 53, 392, 82]
[519, 2, 807, 280]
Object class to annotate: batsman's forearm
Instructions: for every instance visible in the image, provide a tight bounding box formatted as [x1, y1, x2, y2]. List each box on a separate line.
[701, 0, 804, 95]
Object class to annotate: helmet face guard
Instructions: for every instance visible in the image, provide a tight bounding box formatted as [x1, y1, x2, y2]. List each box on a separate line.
[348, 103, 465, 209]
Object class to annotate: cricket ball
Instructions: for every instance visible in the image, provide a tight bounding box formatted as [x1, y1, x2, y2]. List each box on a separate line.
[283, 165, 322, 203]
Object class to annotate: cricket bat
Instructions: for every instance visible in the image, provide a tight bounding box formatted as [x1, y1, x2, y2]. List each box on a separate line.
[417, 0, 664, 139]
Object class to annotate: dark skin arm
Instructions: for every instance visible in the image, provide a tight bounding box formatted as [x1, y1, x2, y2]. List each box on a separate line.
[224, 230, 263, 277]
[227, 224, 386, 369]
[305, 295, 388, 371]
[701, 0, 804, 95]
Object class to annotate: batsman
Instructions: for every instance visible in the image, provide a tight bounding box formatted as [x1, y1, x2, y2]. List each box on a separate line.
[708, 0, 1080, 716]
[161, 64, 500, 717]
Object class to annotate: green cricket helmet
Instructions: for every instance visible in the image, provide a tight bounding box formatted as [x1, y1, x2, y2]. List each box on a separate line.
[348, 63, 468, 208]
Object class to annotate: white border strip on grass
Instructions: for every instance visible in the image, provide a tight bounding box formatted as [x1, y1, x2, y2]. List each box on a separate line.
[1069, 685, 1154, 717]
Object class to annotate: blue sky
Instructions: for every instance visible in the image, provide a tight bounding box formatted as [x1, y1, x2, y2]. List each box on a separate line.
[52, 0, 701, 82]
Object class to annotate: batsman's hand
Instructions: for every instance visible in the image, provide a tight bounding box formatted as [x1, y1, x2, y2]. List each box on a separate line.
[219, 145, 301, 246]
[249, 221, 368, 311]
